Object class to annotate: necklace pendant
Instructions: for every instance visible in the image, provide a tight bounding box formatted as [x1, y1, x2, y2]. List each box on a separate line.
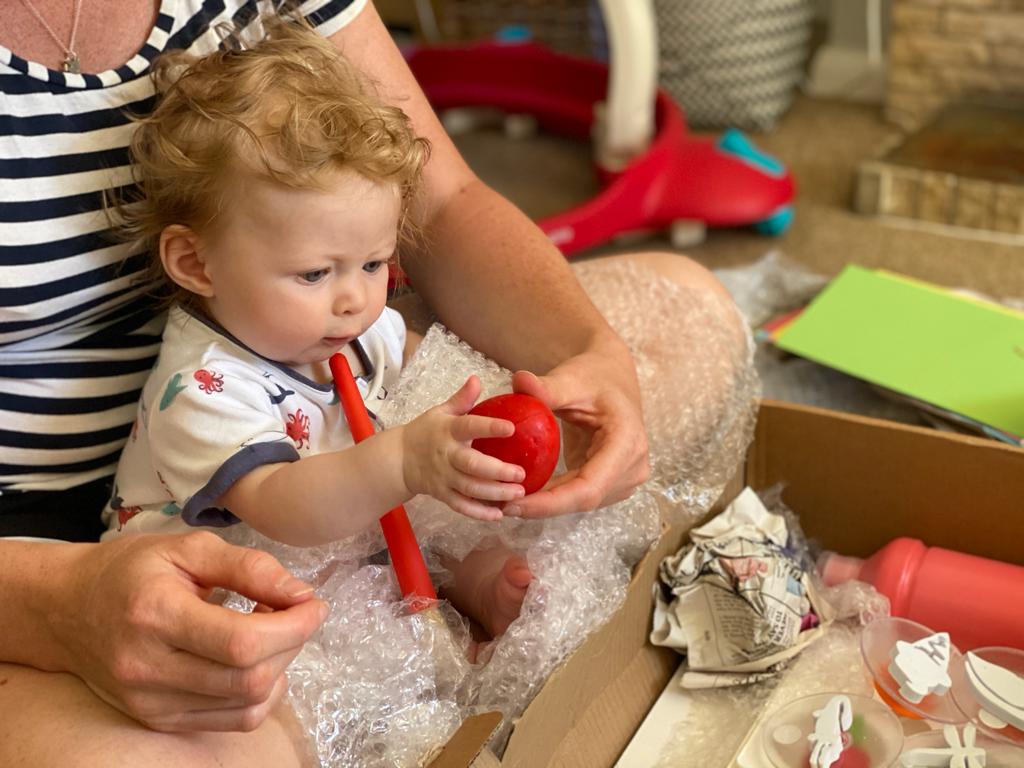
[63, 53, 81, 74]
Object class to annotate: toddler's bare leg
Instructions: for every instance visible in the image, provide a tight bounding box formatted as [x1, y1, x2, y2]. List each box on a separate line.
[438, 538, 532, 640]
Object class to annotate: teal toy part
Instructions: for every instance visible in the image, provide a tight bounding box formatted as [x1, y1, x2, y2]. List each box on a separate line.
[717, 128, 785, 176]
[754, 205, 794, 236]
[496, 25, 532, 43]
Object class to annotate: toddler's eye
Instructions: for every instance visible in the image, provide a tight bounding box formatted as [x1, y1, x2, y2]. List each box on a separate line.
[299, 268, 329, 284]
[363, 260, 385, 274]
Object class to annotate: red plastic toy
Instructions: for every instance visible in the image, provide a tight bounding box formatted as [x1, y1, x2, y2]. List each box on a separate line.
[469, 393, 560, 495]
[406, 42, 796, 256]
[329, 353, 436, 610]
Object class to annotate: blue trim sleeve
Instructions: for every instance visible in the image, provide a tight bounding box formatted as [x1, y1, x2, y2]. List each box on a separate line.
[181, 441, 300, 527]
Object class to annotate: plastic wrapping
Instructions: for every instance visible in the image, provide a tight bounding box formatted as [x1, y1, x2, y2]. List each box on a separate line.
[226, 258, 760, 766]
[575, 258, 760, 514]
[713, 251, 827, 329]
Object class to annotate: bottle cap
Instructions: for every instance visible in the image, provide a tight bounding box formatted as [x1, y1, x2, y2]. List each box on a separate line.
[818, 551, 865, 587]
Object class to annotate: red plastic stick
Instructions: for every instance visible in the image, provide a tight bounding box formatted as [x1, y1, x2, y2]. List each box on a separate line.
[329, 353, 436, 609]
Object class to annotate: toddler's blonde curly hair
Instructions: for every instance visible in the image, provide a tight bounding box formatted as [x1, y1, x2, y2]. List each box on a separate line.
[115, 14, 429, 306]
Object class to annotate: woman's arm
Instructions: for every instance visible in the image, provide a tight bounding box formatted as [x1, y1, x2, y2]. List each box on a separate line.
[328, 6, 650, 516]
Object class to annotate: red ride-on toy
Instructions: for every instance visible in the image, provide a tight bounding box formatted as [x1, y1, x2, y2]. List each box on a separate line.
[406, 41, 796, 257]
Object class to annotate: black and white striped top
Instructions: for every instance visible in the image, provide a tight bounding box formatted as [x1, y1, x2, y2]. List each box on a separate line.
[0, 0, 365, 493]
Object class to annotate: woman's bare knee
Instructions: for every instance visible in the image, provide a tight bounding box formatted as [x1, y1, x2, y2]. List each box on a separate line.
[622, 251, 734, 303]
[597, 251, 748, 346]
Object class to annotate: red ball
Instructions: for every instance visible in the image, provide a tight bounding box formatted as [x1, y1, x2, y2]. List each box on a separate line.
[469, 393, 560, 495]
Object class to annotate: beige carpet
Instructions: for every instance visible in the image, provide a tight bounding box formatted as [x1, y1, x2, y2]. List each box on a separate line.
[453, 95, 1024, 299]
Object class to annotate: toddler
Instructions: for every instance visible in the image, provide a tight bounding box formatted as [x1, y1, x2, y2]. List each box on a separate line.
[104, 18, 533, 640]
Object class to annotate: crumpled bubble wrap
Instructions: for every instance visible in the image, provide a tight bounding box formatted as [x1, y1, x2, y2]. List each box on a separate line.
[220, 530, 474, 768]
[713, 250, 827, 329]
[229, 258, 760, 766]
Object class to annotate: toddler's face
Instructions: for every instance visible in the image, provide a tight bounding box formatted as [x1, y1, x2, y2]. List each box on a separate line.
[201, 169, 399, 369]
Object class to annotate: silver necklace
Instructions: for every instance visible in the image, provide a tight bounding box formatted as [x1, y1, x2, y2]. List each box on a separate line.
[18, 0, 85, 74]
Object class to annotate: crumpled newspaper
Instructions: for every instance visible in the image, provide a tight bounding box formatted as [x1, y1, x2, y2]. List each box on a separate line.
[651, 487, 834, 688]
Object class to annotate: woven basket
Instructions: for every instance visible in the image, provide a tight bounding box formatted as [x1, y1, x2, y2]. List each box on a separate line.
[654, 0, 814, 131]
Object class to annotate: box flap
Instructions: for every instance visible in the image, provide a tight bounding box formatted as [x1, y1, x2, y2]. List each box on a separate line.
[426, 711, 503, 768]
[750, 400, 1024, 563]
[499, 493, 729, 767]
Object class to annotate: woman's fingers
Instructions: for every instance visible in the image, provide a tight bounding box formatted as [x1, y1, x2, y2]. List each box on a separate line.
[166, 532, 320, 609]
[145, 646, 299, 702]
[54, 533, 326, 734]
[157, 588, 326, 669]
[511, 422, 648, 519]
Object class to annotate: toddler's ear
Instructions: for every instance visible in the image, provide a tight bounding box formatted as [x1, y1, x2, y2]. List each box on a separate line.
[160, 225, 214, 297]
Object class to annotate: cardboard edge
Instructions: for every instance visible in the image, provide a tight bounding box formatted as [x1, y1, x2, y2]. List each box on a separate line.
[756, 398, 1024, 457]
[426, 711, 504, 768]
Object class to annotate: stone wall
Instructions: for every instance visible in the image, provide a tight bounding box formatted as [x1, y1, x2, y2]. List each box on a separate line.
[856, 160, 1024, 234]
[887, 0, 1024, 128]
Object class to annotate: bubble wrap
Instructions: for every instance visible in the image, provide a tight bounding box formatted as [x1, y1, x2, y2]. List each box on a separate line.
[229, 258, 760, 766]
[713, 250, 827, 329]
[575, 259, 760, 514]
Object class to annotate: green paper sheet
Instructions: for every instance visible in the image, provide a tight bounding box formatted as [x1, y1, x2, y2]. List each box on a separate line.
[775, 265, 1024, 436]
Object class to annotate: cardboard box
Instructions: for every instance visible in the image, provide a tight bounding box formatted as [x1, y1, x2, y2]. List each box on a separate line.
[430, 399, 1024, 767]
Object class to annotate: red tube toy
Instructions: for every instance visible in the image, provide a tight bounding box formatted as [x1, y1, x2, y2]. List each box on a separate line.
[329, 353, 436, 610]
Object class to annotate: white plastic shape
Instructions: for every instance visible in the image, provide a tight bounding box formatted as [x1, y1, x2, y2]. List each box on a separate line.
[890, 632, 953, 704]
[808, 695, 853, 768]
[966, 652, 1024, 732]
[900, 724, 986, 768]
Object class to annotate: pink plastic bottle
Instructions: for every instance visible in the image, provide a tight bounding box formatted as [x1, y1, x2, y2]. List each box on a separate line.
[819, 538, 1024, 650]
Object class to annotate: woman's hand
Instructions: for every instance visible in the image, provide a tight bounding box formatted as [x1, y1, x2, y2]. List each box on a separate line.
[401, 375, 526, 521]
[52, 532, 327, 732]
[504, 342, 650, 519]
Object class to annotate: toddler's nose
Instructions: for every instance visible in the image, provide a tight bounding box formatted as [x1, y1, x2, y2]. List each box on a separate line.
[334, 283, 366, 316]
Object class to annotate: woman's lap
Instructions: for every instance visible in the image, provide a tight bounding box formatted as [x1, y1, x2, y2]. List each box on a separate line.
[0, 663, 312, 767]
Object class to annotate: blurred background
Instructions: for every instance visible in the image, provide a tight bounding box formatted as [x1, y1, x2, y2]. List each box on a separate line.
[378, 0, 1023, 298]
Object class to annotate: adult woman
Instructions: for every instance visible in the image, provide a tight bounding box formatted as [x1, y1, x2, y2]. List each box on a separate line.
[0, 1, 736, 764]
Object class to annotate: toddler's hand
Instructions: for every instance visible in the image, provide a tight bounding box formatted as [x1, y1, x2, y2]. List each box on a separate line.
[402, 375, 526, 521]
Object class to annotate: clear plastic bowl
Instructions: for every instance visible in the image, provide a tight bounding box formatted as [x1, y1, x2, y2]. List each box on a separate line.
[860, 616, 966, 723]
[761, 692, 903, 768]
